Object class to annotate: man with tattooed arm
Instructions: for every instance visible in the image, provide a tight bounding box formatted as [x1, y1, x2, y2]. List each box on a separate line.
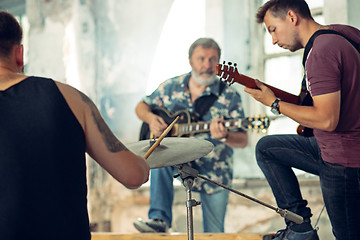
[0, 11, 150, 240]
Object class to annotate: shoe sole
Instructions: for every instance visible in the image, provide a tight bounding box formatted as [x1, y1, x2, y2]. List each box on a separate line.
[133, 219, 157, 233]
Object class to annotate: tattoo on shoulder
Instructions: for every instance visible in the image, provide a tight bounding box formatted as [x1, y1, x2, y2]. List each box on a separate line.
[78, 90, 129, 153]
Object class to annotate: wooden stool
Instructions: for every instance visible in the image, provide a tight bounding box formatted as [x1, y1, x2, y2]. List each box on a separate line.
[91, 232, 266, 240]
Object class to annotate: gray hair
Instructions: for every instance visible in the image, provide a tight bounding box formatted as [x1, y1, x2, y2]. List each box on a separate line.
[188, 38, 221, 59]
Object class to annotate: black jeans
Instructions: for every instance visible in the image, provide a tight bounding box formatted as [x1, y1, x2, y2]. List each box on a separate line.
[256, 134, 360, 240]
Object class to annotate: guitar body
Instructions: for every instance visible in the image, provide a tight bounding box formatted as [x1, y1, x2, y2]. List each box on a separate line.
[139, 107, 191, 140]
[296, 91, 314, 137]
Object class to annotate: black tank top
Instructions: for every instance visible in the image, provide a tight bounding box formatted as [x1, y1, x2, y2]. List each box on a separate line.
[0, 77, 90, 239]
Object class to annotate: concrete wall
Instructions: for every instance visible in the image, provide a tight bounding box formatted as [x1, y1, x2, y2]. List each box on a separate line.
[25, 0, 263, 180]
[24, 0, 260, 231]
[324, 0, 360, 29]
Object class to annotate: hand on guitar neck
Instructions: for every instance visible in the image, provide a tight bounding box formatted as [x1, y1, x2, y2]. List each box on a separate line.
[139, 106, 271, 141]
[216, 62, 314, 137]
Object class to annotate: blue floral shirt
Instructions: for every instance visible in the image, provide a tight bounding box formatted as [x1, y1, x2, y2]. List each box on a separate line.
[142, 73, 245, 194]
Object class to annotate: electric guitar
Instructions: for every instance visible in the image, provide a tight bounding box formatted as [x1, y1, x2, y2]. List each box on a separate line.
[216, 62, 314, 137]
[139, 106, 270, 140]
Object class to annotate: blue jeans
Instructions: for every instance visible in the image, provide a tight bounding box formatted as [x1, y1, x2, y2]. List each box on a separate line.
[256, 134, 360, 240]
[148, 166, 229, 232]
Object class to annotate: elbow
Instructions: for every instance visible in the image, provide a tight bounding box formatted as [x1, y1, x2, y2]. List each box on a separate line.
[237, 137, 248, 148]
[135, 101, 150, 119]
[228, 132, 248, 148]
[123, 180, 143, 190]
[321, 118, 338, 132]
[135, 102, 142, 118]
[242, 133, 249, 147]
[123, 162, 150, 189]
[124, 173, 149, 189]
[323, 125, 337, 132]
[125, 184, 143, 190]
[325, 125, 337, 132]
[240, 132, 248, 148]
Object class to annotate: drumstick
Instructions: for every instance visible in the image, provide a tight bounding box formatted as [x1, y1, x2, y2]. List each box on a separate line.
[143, 116, 179, 159]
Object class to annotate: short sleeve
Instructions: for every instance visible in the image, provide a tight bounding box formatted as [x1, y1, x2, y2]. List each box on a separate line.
[305, 35, 343, 96]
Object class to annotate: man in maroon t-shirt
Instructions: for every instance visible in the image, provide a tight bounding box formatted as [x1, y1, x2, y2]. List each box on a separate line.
[245, 0, 360, 240]
[306, 24, 360, 166]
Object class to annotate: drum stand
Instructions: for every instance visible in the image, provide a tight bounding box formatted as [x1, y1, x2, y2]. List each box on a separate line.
[175, 164, 200, 240]
[175, 164, 303, 240]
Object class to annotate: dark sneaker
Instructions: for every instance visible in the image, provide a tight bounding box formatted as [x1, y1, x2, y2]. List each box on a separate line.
[262, 234, 275, 240]
[272, 226, 319, 240]
[133, 218, 169, 233]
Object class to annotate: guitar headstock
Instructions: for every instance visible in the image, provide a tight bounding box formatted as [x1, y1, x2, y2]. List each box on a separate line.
[216, 61, 239, 86]
[216, 61, 258, 89]
[242, 115, 270, 133]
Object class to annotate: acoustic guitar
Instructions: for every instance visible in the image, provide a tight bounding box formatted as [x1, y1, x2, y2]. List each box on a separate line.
[139, 106, 270, 140]
[216, 62, 313, 137]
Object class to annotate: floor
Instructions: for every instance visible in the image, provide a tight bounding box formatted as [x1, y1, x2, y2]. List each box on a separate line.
[88, 174, 334, 240]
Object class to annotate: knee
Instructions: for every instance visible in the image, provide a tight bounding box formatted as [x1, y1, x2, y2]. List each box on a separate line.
[255, 135, 274, 164]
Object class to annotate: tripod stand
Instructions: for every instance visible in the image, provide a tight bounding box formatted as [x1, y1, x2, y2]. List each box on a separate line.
[175, 164, 303, 240]
[175, 164, 200, 240]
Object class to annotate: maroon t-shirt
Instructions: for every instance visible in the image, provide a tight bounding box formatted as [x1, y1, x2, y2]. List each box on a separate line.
[305, 24, 360, 167]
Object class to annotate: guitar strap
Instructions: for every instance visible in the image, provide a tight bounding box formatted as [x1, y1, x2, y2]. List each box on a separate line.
[300, 29, 360, 105]
[302, 29, 359, 67]
[192, 81, 226, 121]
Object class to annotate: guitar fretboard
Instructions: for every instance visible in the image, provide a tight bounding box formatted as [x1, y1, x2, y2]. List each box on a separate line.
[177, 119, 242, 135]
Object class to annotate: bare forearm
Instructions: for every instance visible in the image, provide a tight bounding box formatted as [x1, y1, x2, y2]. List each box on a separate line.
[244, 81, 340, 132]
[103, 152, 150, 189]
[123, 154, 150, 189]
[278, 100, 339, 131]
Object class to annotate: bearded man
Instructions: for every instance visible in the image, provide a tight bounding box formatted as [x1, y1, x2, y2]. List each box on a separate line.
[133, 38, 248, 233]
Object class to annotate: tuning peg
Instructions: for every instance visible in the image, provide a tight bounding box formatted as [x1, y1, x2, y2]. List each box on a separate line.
[220, 63, 225, 71]
[228, 62, 232, 66]
[223, 60, 226, 64]
[233, 63, 238, 72]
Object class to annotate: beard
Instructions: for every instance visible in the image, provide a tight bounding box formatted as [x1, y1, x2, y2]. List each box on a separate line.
[287, 42, 302, 52]
[191, 69, 217, 86]
[287, 31, 303, 52]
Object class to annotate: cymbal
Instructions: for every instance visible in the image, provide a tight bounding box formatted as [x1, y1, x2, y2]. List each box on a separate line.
[126, 137, 214, 169]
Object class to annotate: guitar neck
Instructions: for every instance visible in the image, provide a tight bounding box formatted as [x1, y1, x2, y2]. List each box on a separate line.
[216, 64, 300, 105]
[141, 107, 270, 140]
[175, 119, 242, 136]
